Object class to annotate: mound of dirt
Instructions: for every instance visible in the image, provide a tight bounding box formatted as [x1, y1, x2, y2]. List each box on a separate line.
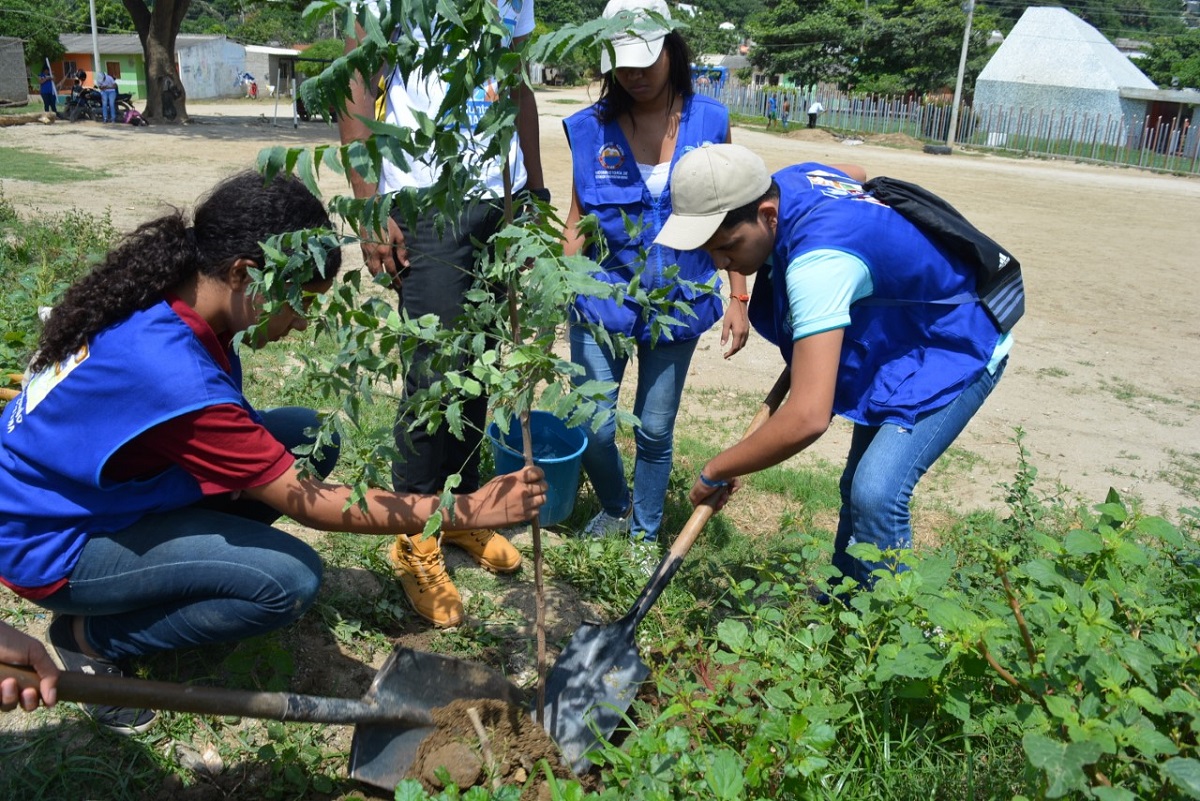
[407, 699, 582, 800]
[868, 131, 926, 149]
[782, 127, 840, 142]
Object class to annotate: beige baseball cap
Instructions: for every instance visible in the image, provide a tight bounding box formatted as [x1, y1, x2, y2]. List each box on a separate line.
[655, 144, 773, 251]
[600, 0, 672, 73]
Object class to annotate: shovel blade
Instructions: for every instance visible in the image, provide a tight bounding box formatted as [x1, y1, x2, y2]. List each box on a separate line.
[349, 647, 525, 791]
[541, 616, 650, 774]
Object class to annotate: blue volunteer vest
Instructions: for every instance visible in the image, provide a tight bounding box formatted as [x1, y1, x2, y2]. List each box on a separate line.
[748, 164, 1002, 427]
[0, 301, 251, 587]
[564, 95, 729, 343]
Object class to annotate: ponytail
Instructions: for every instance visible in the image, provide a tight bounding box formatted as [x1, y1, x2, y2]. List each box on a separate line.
[31, 170, 337, 374]
[32, 211, 202, 372]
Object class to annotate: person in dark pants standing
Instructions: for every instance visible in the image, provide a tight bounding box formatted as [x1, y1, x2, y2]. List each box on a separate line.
[38, 67, 57, 113]
[338, 0, 549, 628]
[807, 98, 824, 128]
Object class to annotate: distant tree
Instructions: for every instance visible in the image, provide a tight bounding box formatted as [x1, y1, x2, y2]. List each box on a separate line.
[705, 0, 765, 29]
[1139, 28, 1200, 89]
[538, 0, 599, 27]
[984, 0, 1186, 39]
[235, 5, 317, 45]
[678, 7, 740, 59]
[2, 0, 68, 66]
[65, 0, 135, 32]
[295, 38, 344, 80]
[855, 0, 1000, 95]
[748, 0, 997, 95]
[746, 0, 860, 87]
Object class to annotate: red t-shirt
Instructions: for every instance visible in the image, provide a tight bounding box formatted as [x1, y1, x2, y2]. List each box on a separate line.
[102, 295, 294, 493]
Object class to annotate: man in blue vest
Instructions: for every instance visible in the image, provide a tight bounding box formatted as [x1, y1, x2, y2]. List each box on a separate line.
[655, 144, 1013, 591]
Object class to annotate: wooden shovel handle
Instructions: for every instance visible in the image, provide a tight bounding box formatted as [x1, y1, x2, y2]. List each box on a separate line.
[626, 367, 791, 625]
[0, 388, 17, 401]
[0, 662, 433, 727]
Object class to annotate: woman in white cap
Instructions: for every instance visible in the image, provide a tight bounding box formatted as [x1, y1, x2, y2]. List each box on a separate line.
[561, 0, 747, 550]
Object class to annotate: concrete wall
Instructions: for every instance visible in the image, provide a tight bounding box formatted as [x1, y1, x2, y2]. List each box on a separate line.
[974, 81, 1150, 144]
[179, 39, 247, 99]
[0, 37, 29, 103]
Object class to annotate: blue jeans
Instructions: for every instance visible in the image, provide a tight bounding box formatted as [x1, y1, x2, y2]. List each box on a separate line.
[570, 324, 699, 541]
[37, 407, 337, 661]
[832, 359, 1006, 587]
[100, 88, 117, 122]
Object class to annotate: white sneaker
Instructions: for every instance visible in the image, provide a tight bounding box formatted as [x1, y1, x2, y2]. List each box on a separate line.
[581, 508, 630, 539]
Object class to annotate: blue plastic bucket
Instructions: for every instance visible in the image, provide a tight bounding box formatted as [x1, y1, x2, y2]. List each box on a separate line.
[487, 411, 588, 527]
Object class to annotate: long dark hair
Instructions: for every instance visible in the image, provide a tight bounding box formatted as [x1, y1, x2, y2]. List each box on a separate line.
[596, 30, 693, 126]
[32, 171, 338, 373]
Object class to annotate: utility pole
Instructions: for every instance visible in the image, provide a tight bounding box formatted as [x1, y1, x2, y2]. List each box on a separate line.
[89, 0, 101, 78]
[946, 0, 975, 150]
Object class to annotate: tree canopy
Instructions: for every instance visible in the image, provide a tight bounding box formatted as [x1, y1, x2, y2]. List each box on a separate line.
[1138, 27, 1200, 89]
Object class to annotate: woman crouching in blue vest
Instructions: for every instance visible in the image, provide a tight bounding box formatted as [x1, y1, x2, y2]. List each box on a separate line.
[561, 0, 749, 550]
[0, 171, 546, 733]
[655, 145, 1013, 594]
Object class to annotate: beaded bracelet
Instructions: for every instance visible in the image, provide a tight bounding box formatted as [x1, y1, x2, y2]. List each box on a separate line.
[698, 472, 729, 489]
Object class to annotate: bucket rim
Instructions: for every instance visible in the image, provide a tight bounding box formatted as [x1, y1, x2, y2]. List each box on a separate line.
[486, 413, 588, 465]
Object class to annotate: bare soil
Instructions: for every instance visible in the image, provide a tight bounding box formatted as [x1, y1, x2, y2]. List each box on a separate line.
[2, 86, 1198, 795]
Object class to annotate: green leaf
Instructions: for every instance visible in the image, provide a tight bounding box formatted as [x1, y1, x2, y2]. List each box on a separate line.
[716, 619, 749, 653]
[1043, 694, 1077, 724]
[1162, 757, 1200, 799]
[1022, 732, 1102, 798]
[1063, 528, 1104, 556]
[704, 748, 745, 800]
[1125, 686, 1164, 716]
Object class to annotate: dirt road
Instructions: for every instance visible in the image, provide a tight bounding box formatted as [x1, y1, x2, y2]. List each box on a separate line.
[3, 88, 1198, 516]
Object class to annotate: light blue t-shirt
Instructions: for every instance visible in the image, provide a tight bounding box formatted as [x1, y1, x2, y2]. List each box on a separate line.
[784, 248, 1012, 374]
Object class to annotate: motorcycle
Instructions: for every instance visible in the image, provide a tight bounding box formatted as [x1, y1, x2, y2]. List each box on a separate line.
[63, 88, 136, 123]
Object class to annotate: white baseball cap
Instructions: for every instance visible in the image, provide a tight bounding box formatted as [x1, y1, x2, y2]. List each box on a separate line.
[600, 0, 672, 73]
[654, 144, 773, 251]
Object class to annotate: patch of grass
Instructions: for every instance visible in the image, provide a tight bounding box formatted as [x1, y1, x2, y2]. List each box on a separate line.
[0, 148, 105, 183]
[0, 99, 41, 115]
[1159, 448, 1200, 503]
[545, 98, 584, 105]
[1036, 365, 1069, 378]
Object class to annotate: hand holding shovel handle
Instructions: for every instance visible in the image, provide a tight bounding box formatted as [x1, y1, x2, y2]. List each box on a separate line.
[542, 367, 791, 773]
[627, 366, 792, 624]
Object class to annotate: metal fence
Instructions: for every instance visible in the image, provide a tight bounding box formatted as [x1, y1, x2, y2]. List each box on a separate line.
[697, 83, 1200, 177]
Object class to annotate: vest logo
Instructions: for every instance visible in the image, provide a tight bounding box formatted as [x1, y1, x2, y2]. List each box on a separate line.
[807, 170, 863, 198]
[597, 143, 625, 170]
[998, 253, 1010, 269]
[23, 344, 89, 416]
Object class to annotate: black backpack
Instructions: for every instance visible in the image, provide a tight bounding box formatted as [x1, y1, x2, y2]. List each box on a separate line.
[864, 176, 1025, 334]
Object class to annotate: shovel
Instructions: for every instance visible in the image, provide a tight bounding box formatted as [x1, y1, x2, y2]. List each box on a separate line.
[2, 645, 523, 791]
[541, 368, 792, 773]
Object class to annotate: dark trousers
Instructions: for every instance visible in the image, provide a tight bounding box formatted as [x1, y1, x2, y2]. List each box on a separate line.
[808, 113, 818, 128]
[390, 200, 505, 495]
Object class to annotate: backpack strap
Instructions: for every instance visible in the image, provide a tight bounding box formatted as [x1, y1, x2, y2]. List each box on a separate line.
[864, 176, 1025, 333]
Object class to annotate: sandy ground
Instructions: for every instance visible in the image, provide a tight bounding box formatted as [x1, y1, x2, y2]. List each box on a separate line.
[3, 87, 1199, 518]
[2, 86, 1199, 800]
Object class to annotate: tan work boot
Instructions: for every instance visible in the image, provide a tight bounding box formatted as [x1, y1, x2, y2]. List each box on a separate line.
[388, 534, 463, 628]
[442, 529, 523, 574]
